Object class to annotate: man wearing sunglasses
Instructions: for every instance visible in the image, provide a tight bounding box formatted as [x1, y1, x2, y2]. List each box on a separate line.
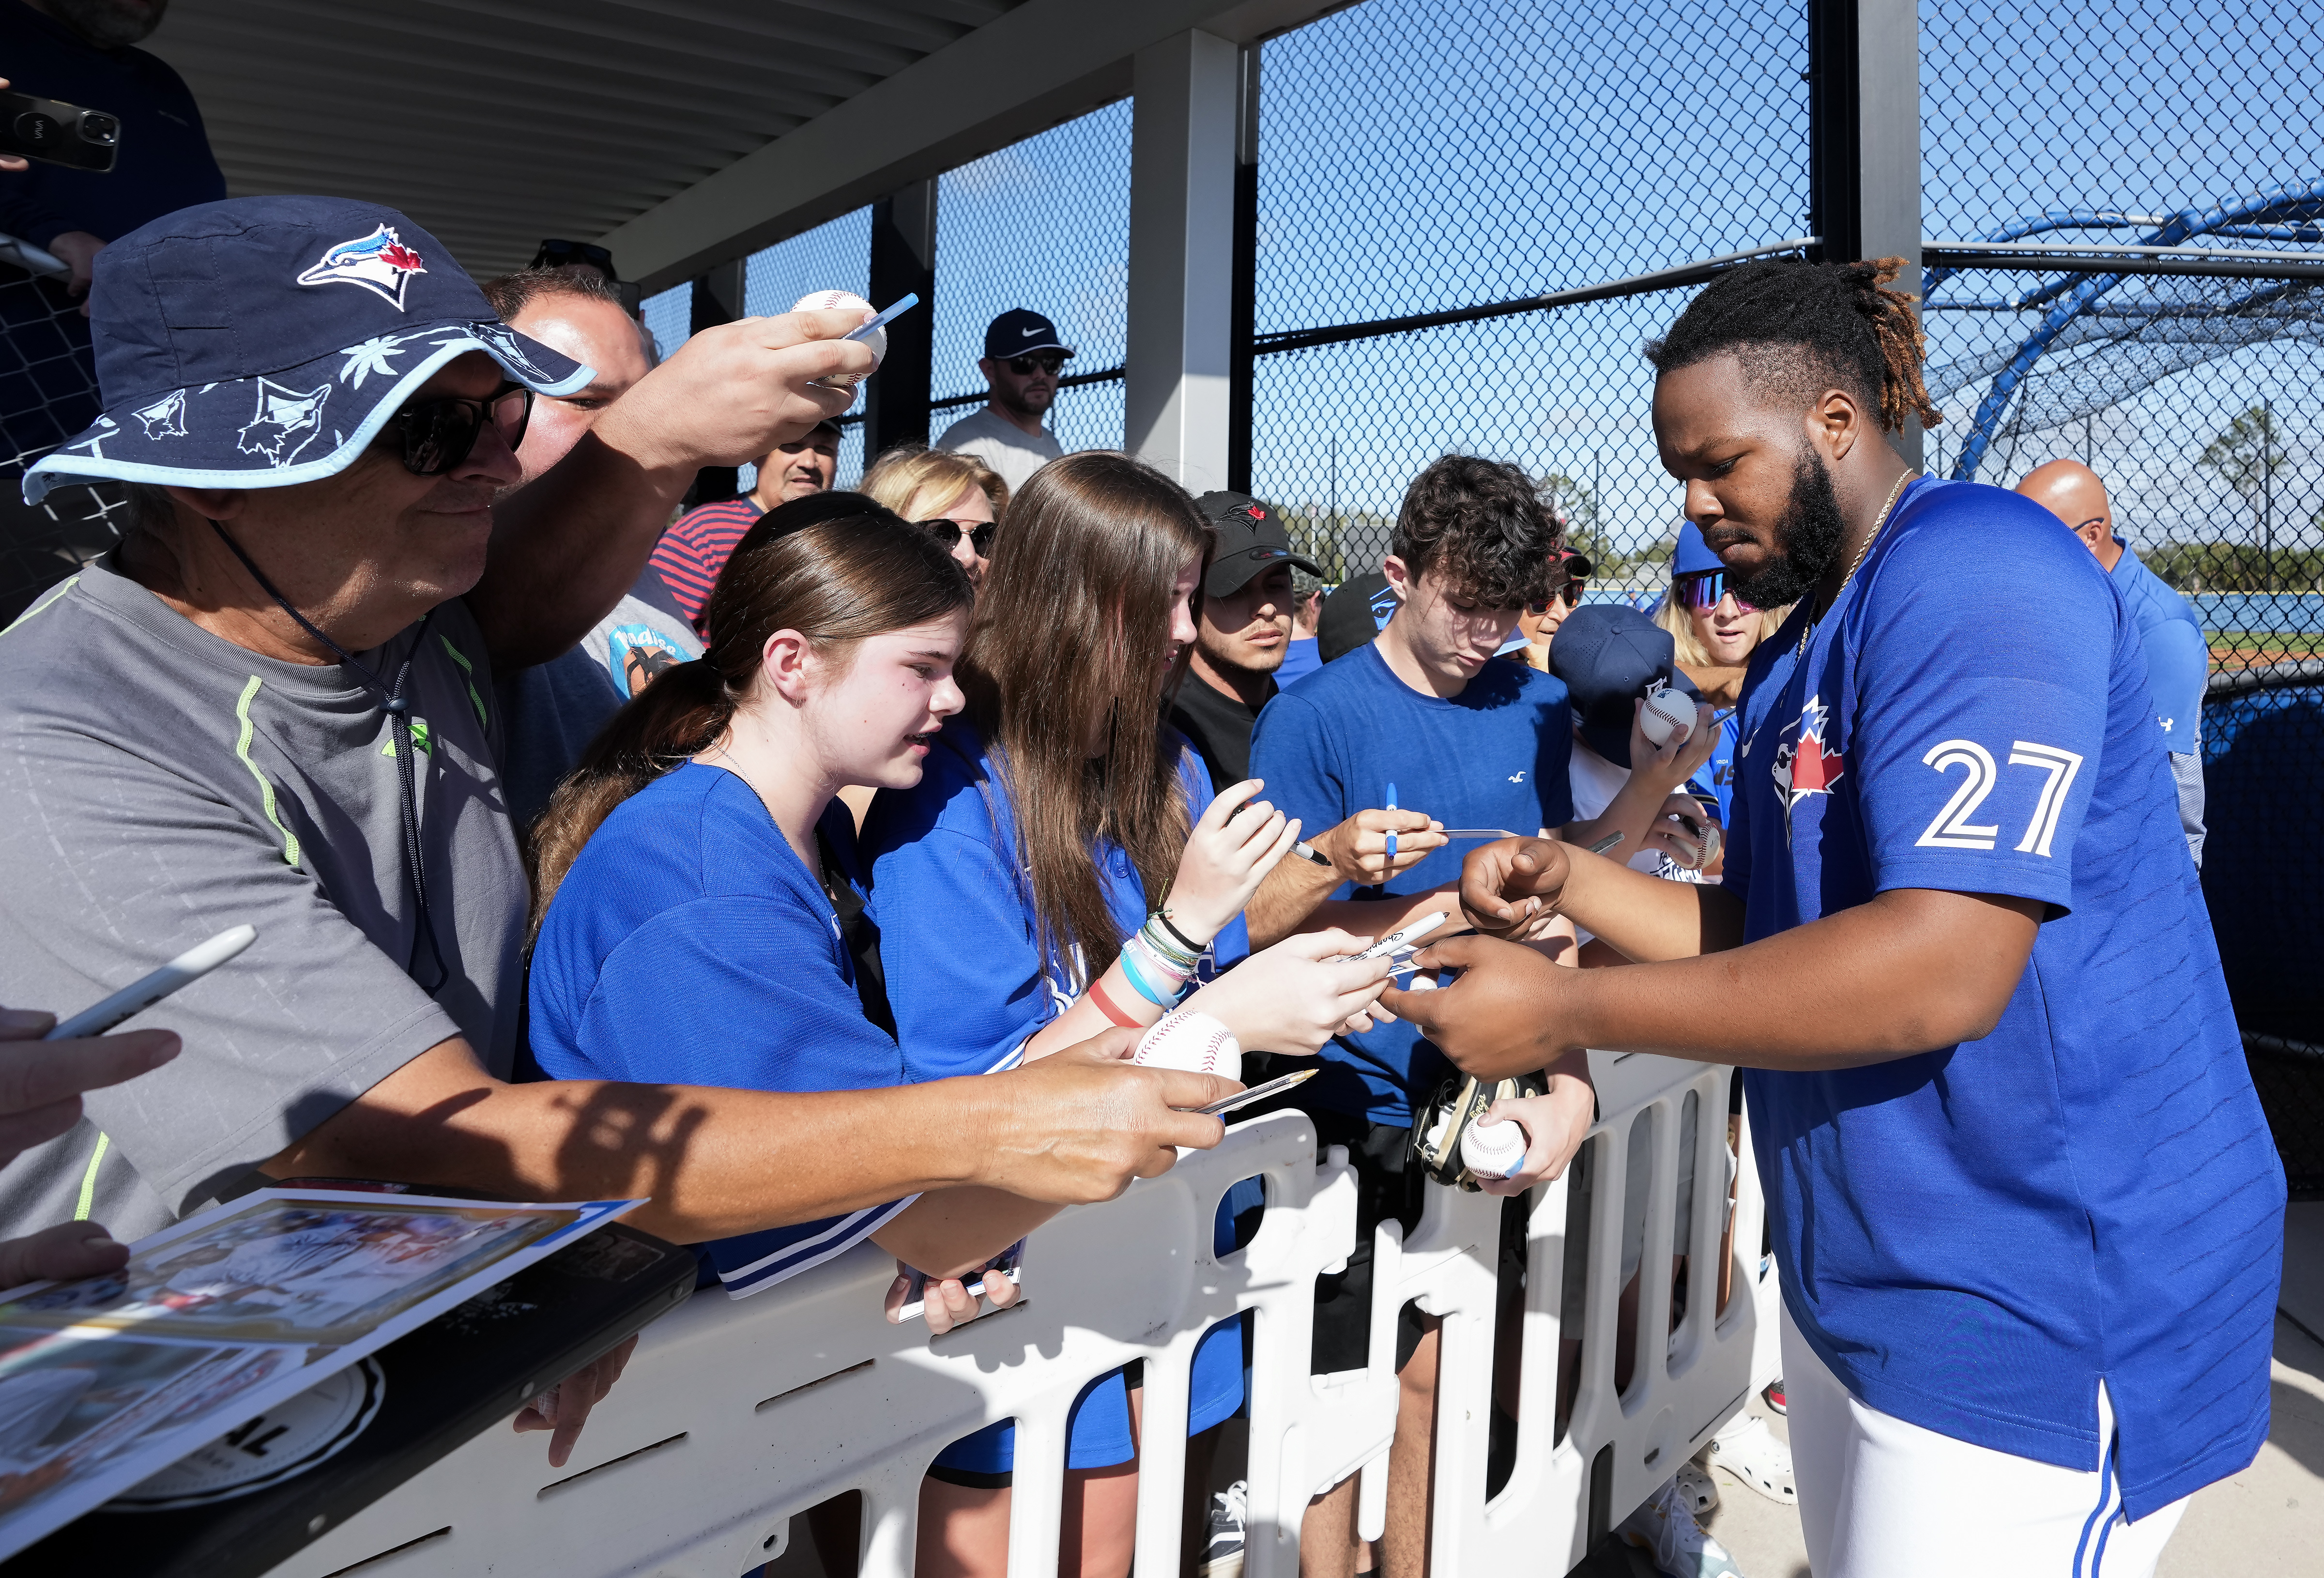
[0, 197, 1238, 1464]
[933, 307, 1072, 495]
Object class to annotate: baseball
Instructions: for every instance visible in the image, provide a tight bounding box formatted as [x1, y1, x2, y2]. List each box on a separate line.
[1461, 1113, 1529, 1181]
[1639, 679, 1696, 750]
[1132, 1010, 1241, 1078]
[793, 289, 883, 385]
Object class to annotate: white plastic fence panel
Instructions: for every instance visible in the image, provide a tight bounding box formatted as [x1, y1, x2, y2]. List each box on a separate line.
[267, 1054, 1758, 1578]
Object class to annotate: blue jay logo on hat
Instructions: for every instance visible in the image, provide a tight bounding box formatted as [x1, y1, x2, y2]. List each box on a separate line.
[133, 388, 188, 440]
[236, 378, 332, 466]
[295, 224, 429, 311]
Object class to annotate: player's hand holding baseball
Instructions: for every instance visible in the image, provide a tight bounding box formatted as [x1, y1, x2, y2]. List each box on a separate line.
[1164, 779, 1300, 941]
[1380, 935, 1573, 1083]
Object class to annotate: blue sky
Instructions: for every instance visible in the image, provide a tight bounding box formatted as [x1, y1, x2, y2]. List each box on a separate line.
[648, 0, 2324, 567]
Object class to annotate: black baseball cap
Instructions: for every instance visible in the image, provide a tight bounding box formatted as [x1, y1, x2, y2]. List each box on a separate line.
[1547, 604, 1700, 768]
[1317, 570, 1397, 664]
[1195, 490, 1322, 597]
[983, 308, 1076, 361]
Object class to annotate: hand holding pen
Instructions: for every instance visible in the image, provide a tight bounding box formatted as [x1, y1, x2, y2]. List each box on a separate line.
[1300, 804, 1444, 886]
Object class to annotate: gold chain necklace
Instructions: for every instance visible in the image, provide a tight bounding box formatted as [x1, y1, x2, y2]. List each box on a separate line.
[1795, 468, 1917, 661]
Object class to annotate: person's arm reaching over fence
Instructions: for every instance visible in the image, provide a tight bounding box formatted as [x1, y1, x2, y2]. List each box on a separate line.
[468, 307, 875, 670]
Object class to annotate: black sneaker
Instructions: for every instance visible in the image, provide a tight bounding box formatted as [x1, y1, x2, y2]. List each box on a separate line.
[1200, 1479, 1247, 1577]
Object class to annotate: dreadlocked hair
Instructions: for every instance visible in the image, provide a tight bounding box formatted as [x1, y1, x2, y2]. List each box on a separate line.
[1644, 256, 1942, 434]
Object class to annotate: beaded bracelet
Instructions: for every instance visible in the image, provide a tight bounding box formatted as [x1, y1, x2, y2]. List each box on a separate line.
[1136, 919, 1202, 973]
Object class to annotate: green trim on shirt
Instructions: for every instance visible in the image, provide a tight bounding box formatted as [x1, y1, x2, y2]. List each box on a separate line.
[73, 1132, 110, 1220]
[437, 634, 488, 731]
[380, 719, 432, 758]
[234, 675, 303, 867]
[0, 574, 80, 637]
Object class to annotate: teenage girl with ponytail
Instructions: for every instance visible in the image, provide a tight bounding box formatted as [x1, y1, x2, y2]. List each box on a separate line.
[860, 451, 1395, 1578]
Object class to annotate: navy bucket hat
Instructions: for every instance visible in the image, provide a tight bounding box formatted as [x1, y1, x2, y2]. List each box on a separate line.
[1548, 603, 1700, 767]
[24, 195, 593, 504]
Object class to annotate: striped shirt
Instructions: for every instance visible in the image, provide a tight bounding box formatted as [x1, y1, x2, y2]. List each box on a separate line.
[649, 500, 761, 628]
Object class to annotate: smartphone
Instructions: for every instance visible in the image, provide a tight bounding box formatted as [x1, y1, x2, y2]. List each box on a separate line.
[0, 91, 121, 172]
[894, 1257, 1023, 1323]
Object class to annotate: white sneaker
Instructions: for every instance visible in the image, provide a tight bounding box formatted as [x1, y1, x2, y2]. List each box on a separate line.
[1199, 1478, 1246, 1578]
[1617, 1478, 1746, 1578]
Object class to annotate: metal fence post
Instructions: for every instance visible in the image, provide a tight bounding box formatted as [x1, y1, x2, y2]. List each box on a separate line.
[691, 259, 748, 503]
[1227, 45, 1260, 495]
[866, 181, 939, 459]
[1809, 0, 1924, 467]
[1126, 28, 1239, 494]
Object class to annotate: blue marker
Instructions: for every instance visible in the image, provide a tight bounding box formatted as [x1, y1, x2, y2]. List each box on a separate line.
[1384, 781, 1398, 871]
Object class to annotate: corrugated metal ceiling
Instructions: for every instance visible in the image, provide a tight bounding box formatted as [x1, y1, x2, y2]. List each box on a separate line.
[145, 0, 1026, 282]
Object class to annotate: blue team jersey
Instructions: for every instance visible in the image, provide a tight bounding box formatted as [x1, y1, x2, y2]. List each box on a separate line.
[1725, 477, 2281, 1518]
[1250, 642, 1575, 1122]
[860, 719, 1251, 1463]
[2109, 545, 2210, 752]
[1686, 708, 1742, 823]
[529, 764, 913, 1297]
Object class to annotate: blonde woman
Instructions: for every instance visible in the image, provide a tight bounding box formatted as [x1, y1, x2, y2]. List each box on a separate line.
[1653, 519, 1792, 836]
[862, 443, 1007, 589]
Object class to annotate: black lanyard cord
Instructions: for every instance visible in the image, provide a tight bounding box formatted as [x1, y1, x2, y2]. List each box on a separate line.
[209, 520, 447, 992]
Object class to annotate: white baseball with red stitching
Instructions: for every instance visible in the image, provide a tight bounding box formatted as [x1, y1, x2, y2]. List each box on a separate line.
[1132, 1010, 1240, 1078]
[1461, 1114, 1529, 1180]
[793, 290, 882, 383]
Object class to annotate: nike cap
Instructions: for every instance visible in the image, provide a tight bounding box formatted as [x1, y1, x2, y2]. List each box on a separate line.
[983, 308, 1076, 361]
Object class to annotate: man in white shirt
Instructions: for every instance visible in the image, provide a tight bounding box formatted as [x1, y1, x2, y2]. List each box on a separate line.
[933, 307, 1070, 493]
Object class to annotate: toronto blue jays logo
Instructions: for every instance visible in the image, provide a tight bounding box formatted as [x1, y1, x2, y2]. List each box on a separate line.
[132, 388, 188, 439]
[236, 378, 332, 465]
[464, 320, 558, 383]
[296, 225, 428, 310]
[1770, 694, 1845, 830]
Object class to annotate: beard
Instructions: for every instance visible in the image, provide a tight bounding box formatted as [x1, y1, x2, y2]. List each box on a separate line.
[1733, 445, 1850, 610]
[50, 0, 167, 48]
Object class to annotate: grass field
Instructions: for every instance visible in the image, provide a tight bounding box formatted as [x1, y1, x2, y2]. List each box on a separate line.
[2209, 633, 2320, 670]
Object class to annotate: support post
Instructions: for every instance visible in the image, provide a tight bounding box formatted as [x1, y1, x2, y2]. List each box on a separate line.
[1226, 45, 1259, 495]
[865, 180, 939, 460]
[690, 259, 748, 504]
[1809, 0, 1924, 467]
[1125, 29, 1239, 494]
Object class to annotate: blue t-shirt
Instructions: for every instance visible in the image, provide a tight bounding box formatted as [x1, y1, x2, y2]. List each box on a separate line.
[860, 719, 1252, 1462]
[528, 764, 913, 1297]
[2109, 545, 2210, 752]
[1276, 635, 1322, 687]
[1249, 642, 1575, 1122]
[1725, 477, 2281, 1518]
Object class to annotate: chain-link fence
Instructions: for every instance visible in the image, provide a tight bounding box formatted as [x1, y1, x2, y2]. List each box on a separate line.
[929, 100, 1132, 459]
[0, 256, 127, 623]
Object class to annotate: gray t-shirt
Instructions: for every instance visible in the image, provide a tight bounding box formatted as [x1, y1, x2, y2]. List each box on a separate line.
[496, 587, 702, 832]
[0, 560, 528, 1241]
[934, 405, 1065, 496]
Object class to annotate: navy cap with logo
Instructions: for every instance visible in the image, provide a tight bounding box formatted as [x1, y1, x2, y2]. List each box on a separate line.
[1316, 569, 1396, 664]
[1195, 490, 1322, 597]
[982, 308, 1076, 362]
[24, 195, 594, 505]
[1547, 603, 1700, 768]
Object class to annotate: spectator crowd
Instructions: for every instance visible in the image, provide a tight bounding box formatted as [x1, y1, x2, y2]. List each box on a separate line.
[0, 38, 2278, 1578]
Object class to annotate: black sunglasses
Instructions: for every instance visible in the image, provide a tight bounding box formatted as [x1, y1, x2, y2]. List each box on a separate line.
[383, 381, 533, 475]
[1528, 551, 1594, 615]
[530, 238, 618, 279]
[920, 518, 996, 555]
[1006, 352, 1067, 376]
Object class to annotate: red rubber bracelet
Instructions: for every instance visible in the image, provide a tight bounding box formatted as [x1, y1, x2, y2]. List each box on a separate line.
[1086, 976, 1143, 1029]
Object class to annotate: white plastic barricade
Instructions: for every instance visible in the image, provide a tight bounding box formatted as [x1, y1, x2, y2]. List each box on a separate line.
[269, 1053, 1757, 1578]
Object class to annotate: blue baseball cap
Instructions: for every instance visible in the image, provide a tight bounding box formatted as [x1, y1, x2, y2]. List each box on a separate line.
[1673, 519, 1724, 575]
[24, 195, 593, 505]
[1548, 603, 1699, 767]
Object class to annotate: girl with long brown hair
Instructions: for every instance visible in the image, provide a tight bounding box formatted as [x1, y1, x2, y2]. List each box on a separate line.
[527, 510, 1054, 1321]
[860, 452, 1393, 1578]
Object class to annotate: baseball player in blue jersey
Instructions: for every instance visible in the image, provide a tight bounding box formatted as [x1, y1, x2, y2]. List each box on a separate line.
[1387, 257, 2282, 1578]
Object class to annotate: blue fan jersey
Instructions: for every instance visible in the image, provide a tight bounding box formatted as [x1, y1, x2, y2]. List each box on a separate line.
[1726, 476, 2281, 1519]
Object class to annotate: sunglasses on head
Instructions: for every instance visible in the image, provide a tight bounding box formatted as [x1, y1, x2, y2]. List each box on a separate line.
[530, 238, 617, 279]
[1006, 352, 1066, 376]
[382, 381, 533, 476]
[921, 518, 995, 555]
[1528, 551, 1594, 615]
[1675, 567, 1759, 613]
